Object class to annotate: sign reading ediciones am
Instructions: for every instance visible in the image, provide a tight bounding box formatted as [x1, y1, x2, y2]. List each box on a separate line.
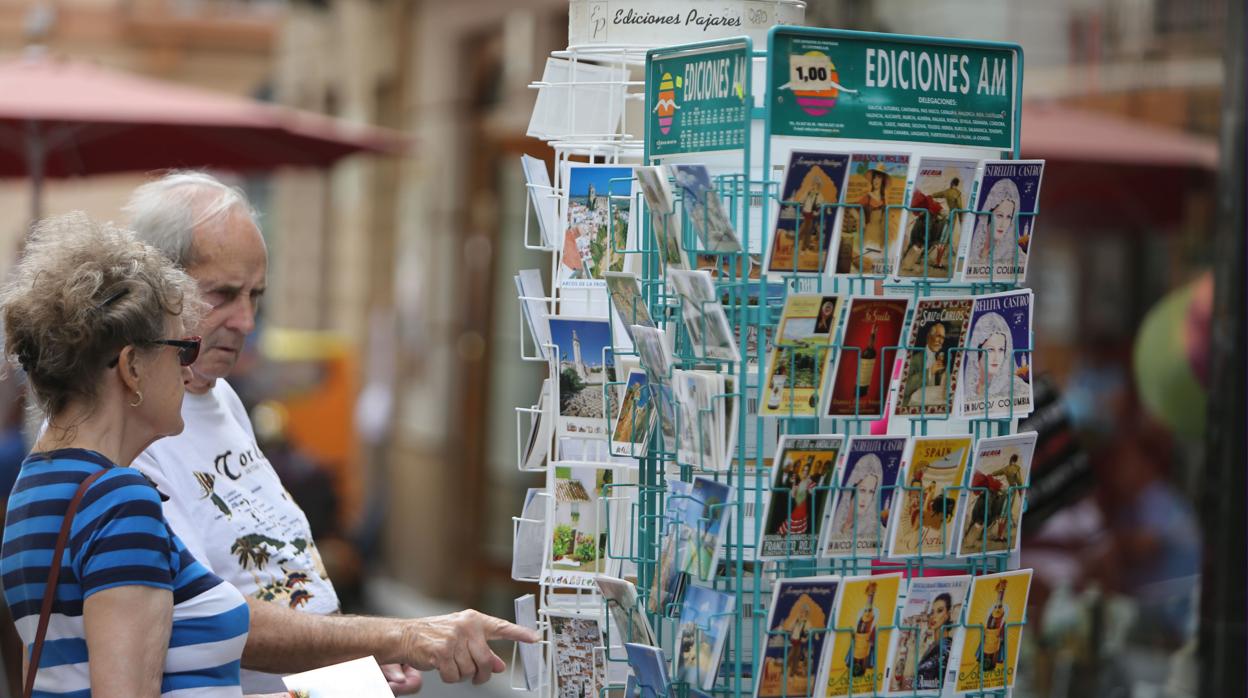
[768, 30, 1020, 149]
[647, 41, 751, 157]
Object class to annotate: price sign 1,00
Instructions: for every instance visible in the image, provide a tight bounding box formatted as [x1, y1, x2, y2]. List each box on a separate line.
[788, 53, 837, 92]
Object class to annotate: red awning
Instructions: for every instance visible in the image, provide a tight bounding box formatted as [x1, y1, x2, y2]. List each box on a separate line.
[1021, 102, 1217, 170]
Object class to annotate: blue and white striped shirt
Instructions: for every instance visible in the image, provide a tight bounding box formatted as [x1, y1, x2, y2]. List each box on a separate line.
[2, 449, 250, 697]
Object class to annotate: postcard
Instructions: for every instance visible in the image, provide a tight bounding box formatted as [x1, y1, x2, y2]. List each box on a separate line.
[894, 298, 972, 417]
[718, 374, 740, 473]
[649, 479, 692, 615]
[668, 269, 740, 363]
[673, 370, 719, 470]
[549, 316, 613, 438]
[821, 436, 907, 558]
[895, 157, 978, 280]
[549, 612, 606, 698]
[833, 152, 912, 276]
[631, 324, 676, 448]
[604, 271, 655, 339]
[960, 160, 1044, 283]
[596, 575, 657, 647]
[817, 573, 903, 697]
[523, 379, 553, 471]
[673, 164, 743, 254]
[886, 436, 974, 558]
[513, 487, 547, 581]
[956, 290, 1034, 419]
[755, 577, 841, 698]
[635, 165, 687, 271]
[546, 465, 618, 582]
[516, 269, 553, 359]
[514, 594, 543, 691]
[823, 297, 910, 418]
[527, 57, 627, 140]
[674, 585, 735, 691]
[611, 369, 655, 458]
[284, 656, 393, 697]
[761, 294, 842, 417]
[521, 154, 559, 249]
[560, 163, 634, 283]
[883, 576, 972, 695]
[625, 643, 670, 698]
[680, 476, 734, 581]
[765, 151, 850, 276]
[955, 432, 1037, 557]
[758, 435, 843, 560]
[947, 569, 1033, 694]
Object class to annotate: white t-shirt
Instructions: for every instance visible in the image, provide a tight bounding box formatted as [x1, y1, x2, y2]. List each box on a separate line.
[133, 379, 340, 692]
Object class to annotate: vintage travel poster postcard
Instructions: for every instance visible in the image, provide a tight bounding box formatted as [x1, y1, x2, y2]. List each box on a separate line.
[625, 643, 670, 698]
[674, 585, 735, 691]
[955, 432, 1037, 558]
[895, 298, 973, 417]
[549, 316, 614, 438]
[883, 576, 972, 695]
[960, 160, 1044, 283]
[895, 157, 978, 280]
[636, 165, 687, 271]
[758, 435, 844, 560]
[821, 436, 907, 558]
[886, 436, 974, 558]
[833, 153, 911, 276]
[823, 297, 910, 418]
[673, 164, 743, 255]
[765, 151, 851, 277]
[956, 290, 1034, 419]
[817, 573, 903, 697]
[760, 294, 842, 417]
[668, 269, 740, 363]
[560, 163, 634, 283]
[545, 465, 617, 584]
[948, 569, 1033, 694]
[755, 577, 841, 698]
[611, 369, 655, 458]
[595, 575, 657, 647]
[548, 612, 606, 698]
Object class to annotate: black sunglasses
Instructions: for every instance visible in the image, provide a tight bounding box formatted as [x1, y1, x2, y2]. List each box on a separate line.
[108, 336, 202, 368]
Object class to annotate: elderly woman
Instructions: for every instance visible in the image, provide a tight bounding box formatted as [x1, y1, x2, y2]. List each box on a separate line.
[0, 213, 284, 698]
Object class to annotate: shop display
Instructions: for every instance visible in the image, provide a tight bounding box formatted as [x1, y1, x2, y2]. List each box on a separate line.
[510, 19, 1036, 698]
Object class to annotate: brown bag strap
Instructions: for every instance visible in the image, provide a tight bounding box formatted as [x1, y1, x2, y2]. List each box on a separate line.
[24, 468, 108, 698]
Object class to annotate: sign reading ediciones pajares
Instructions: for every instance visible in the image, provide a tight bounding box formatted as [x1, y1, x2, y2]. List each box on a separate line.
[768, 28, 1021, 150]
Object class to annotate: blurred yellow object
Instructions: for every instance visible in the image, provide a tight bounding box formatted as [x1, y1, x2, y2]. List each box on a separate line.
[256, 327, 361, 525]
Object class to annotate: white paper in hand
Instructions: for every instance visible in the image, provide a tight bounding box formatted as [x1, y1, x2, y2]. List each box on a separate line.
[283, 656, 393, 697]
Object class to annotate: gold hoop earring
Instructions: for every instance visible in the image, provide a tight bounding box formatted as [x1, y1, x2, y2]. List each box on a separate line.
[129, 391, 143, 408]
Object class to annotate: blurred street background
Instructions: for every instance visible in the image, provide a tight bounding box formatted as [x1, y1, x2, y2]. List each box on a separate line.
[0, 1, 1239, 696]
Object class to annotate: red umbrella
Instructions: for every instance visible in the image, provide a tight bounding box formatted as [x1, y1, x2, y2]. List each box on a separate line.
[0, 51, 408, 220]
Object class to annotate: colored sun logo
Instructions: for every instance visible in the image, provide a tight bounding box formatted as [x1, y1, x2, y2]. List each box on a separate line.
[794, 51, 839, 117]
[654, 72, 682, 135]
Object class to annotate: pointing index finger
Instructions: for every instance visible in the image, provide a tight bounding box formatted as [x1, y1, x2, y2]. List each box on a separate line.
[488, 618, 541, 643]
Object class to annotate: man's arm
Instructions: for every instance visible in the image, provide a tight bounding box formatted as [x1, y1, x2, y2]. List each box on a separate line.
[243, 599, 540, 685]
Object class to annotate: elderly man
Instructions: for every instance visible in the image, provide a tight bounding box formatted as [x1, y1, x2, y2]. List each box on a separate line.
[124, 171, 534, 694]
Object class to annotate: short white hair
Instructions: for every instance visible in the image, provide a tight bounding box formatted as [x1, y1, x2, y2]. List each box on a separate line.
[123, 171, 259, 268]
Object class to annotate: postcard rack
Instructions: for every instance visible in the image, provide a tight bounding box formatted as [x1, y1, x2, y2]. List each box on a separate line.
[513, 26, 1035, 698]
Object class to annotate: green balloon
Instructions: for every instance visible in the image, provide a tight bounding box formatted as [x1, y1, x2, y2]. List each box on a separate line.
[1133, 280, 1207, 439]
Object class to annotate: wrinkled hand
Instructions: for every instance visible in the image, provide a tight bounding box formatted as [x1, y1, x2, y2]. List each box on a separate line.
[404, 609, 540, 685]
[380, 663, 423, 695]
